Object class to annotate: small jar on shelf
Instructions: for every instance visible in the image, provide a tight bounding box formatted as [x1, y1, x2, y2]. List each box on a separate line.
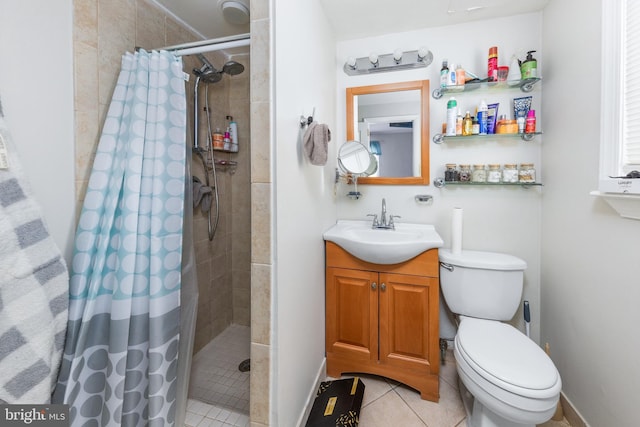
[502, 164, 519, 183]
[445, 164, 459, 182]
[487, 164, 502, 183]
[471, 164, 487, 183]
[518, 163, 536, 183]
[459, 164, 471, 182]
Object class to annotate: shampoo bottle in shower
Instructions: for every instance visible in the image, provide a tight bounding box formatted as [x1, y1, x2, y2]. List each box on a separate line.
[227, 115, 239, 152]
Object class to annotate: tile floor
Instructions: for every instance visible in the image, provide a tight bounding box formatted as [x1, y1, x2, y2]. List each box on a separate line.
[184, 337, 572, 427]
[325, 348, 572, 427]
[187, 324, 250, 424]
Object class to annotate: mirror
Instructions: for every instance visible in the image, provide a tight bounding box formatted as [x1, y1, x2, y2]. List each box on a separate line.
[346, 80, 430, 185]
[338, 140, 377, 175]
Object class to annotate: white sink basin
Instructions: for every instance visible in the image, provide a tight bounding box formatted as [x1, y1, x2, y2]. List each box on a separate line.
[323, 220, 444, 264]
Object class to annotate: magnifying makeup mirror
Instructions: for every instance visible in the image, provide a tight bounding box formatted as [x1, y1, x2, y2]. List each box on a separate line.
[338, 140, 376, 175]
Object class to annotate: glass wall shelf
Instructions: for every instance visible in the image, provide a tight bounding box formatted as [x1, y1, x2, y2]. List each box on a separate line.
[432, 77, 541, 99]
[433, 177, 542, 188]
[433, 132, 542, 144]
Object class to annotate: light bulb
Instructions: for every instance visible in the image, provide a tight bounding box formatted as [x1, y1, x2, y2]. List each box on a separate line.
[418, 46, 429, 61]
[369, 53, 379, 66]
[346, 56, 357, 69]
[393, 49, 403, 64]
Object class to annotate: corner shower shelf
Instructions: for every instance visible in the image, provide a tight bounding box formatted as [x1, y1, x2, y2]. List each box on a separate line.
[432, 132, 542, 144]
[432, 77, 541, 99]
[433, 178, 543, 188]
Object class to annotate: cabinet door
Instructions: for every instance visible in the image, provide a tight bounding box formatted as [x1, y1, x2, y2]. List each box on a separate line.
[378, 273, 439, 374]
[326, 267, 379, 362]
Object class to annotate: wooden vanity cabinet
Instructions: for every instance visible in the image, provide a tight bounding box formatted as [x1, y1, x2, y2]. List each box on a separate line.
[325, 241, 440, 402]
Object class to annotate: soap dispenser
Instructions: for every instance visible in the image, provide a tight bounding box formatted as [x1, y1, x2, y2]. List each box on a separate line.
[520, 50, 538, 79]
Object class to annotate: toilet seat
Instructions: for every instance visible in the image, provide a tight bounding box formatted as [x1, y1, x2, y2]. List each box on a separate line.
[455, 317, 561, 399]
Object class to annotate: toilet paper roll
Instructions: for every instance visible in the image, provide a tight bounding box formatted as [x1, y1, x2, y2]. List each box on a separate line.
[451, 207, 463, 254]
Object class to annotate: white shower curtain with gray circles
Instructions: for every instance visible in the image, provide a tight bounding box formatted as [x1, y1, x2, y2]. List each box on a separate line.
[53, 49, 187, 426]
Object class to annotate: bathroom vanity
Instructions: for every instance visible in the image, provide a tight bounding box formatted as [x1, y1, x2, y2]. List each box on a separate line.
[324, 241, 440, 402]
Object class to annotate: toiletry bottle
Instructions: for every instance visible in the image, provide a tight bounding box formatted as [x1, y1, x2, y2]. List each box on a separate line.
[456, 64, 465, 88]
[507, 54, 521, 83]
[478, 99, 488, 135]
[525, 109, 536, 133]
[472, 116, 479, 135]
[446, 97, 457, 136]
[224, 128, 231, 151]
[462, 111, 472, 136]
[448, 62, 457, 87]
[520, 50, 538, 79]
[440, 59, 449, 89]
[213, 128, 224, 150]
[227, 115, 238, 152]
[488, 46, 498, 81]
[456, 108, 463, 136]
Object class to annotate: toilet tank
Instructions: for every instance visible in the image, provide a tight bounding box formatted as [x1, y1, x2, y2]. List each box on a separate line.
[439, 249, 527, 321]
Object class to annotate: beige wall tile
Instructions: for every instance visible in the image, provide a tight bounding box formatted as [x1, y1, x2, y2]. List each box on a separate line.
[250, 0, 269, 22]
[135, 0, 166, 50]
[250, 343, 270, 425]
[74, 0, 98, 48]
[250, 102, 271, 184]
[251, 183, 271, 264]
[74, 41, 99, 113]
[251, 263, 270, 346]
[74, 109, 100, 182]
[250, 19, 270, 104]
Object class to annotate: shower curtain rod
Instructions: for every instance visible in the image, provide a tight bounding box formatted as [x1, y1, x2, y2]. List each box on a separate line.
[157, 33, 250, 56]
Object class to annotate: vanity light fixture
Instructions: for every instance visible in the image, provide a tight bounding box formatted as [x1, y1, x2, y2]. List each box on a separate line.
[369, 53, 379, 67]
[343, 47, 433, 76]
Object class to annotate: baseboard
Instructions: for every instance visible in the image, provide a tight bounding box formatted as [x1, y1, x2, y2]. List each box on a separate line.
[296, 358, 327, 427]
[559, 392, 590, 427]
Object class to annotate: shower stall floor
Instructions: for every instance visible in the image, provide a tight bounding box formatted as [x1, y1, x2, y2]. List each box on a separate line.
[188, 324, 250, 414]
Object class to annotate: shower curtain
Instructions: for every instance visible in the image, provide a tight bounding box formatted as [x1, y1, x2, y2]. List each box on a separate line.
[53, 49, 187, 426]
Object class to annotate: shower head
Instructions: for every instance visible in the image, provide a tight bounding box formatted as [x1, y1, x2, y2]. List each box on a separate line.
[193, 54, 223, 83]
[222, 60, 245, 76]
[193, 55, 244, 83]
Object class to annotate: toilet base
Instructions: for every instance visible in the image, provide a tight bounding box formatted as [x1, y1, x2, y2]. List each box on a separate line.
[458, 377, 535, 427]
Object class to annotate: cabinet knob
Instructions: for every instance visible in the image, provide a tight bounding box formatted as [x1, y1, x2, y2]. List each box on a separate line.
[371, 282, 377, 290]
[380, 283, 386, 291]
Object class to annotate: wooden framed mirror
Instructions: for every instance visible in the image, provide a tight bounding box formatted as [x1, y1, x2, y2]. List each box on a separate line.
[346, 80, 430, 185]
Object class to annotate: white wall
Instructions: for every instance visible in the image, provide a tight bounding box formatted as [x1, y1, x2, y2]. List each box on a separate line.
[336, 14, 544, 340]
[542, 1, 640, 425]
[273, 0, 337, 425]
[0, 0, 76, 262]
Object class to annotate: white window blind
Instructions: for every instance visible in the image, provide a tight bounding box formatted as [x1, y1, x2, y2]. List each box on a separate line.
[624, 0, 640, 167]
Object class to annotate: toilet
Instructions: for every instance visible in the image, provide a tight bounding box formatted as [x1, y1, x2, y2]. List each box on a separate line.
[439, 248, 562, 427]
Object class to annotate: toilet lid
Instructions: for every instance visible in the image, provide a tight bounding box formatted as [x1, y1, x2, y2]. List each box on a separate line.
[439, 248, 527, 271]
[456, 318, 560, 394]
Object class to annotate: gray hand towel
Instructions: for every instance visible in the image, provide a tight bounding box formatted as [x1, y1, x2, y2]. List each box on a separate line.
[303, 122, 331, 166]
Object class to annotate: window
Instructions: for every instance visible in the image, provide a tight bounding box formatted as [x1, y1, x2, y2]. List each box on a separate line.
[600, 0, 640, 193]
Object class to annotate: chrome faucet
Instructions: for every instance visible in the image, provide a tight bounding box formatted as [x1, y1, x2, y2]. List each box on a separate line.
[367, 198, 400, 229]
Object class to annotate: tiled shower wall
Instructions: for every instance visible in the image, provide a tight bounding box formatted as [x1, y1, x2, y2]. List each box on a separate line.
[72, 0, 252, 365]
[73, 0, 261, 422]
[192, 55, 252, 353]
